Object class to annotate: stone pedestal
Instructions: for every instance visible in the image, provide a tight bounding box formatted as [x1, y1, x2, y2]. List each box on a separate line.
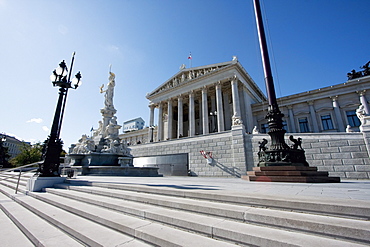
[118, 156, 133, 167]
[242, 166, 340, 183]
[26, 175, 66, 192]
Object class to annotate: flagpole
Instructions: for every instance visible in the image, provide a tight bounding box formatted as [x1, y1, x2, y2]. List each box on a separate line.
[188, 52, 192, 68]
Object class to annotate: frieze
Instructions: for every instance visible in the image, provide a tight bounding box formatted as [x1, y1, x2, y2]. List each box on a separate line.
[147, 64, 231, 97]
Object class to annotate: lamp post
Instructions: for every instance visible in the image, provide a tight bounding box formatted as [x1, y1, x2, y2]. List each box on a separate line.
[149, 125, 155, 142]
[39, 52, 82, 177]
[253, 0, 308, 167]
[209, 111, 217, 133]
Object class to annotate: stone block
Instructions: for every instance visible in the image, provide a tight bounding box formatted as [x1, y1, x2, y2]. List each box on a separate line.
[348, 139, 365, 146]
[339, 146, 360, 152]
[334, 165, 355, 172]
[351, 152, 369, 159]
[328, 140, 349, 147]
[321, 147, 340, 153]
[330, 153, 351, 159]
[328, 171, 345, 177]
[313, 153, 331, 159]
[316, 165, 334, 171]
[345, 172, 369, 179]
[354, 165, 370, 172]
[308, 160, 323, 166]
[323, 159, 343, 166]
[311, 142, 329, 148]
[304, 148, 321, 154]
[342, 159, 364, 165]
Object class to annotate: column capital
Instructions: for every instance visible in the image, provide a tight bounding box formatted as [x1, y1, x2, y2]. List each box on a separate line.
[307, 100, 315, 106]
[287, 105, 293, 110]
[330, 95, 339, 102]
[230, 75, 238, 83]
[357, 89, 366, 96]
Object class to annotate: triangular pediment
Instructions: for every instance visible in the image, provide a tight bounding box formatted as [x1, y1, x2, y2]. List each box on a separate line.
[147, 60, 236, 98]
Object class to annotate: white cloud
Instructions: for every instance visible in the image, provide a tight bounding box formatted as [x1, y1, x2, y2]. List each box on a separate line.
[27, 118, 43, 124]
[58, 24, 68, 35]
[42, 126, 49, 132]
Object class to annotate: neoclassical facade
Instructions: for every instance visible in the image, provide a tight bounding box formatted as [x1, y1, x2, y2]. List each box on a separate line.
[145, 57, 266, 142]
[117, 58, 370, 179]
[252, 76, 370, 134]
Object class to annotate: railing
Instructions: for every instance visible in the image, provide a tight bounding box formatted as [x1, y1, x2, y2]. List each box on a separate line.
[0, 161, 41, 194]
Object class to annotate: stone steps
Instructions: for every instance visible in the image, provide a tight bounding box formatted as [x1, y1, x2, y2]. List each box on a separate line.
[48, 183, 370, 243]
[0, 173, 369, 246]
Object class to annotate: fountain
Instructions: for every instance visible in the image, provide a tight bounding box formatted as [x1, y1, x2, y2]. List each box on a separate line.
[67, 71, 160, 176]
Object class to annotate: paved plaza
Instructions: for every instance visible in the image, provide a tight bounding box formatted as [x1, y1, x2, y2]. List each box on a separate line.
[72, 176, 370, 202]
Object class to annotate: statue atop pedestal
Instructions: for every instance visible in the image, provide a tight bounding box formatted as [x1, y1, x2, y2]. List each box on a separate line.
[68, 70, 132, 168]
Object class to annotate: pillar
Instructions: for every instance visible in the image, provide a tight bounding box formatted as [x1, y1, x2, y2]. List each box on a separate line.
[189, 91, 195, 137]
[331, 96, 345, 132]
[287, 105, 296, 133]
[202, 86, 209, 135]
[157, 103, 163, 141]
[148, 104, 155, 141]
[177, 96, 183, 138]
[216, 82, 225, 132]
[358, 90, 370, 114]
[308, 101, 319, 132]
[167, 99, 173, 139]
[231, 76, 242, 125]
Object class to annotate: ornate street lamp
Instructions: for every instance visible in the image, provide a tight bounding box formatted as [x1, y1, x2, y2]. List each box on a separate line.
[38, 52, 81, 177]
[253, 0, 308, 167]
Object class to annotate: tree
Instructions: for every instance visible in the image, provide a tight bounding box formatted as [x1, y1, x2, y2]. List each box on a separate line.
[10, 142, 43, 167]
[0, 138, 11, 168]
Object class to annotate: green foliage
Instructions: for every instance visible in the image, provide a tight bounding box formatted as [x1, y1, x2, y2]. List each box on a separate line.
[0, 139, 11, 168]
[10, 142, 43, 167]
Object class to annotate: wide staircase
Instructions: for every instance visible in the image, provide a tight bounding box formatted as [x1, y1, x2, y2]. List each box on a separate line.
[1, 171, 370, 246]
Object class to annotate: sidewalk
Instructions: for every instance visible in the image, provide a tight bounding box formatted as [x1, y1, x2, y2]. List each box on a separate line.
[70, 176, 370, 202]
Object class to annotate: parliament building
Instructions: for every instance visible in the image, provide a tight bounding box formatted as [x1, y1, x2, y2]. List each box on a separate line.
[120, 57, 370, 179]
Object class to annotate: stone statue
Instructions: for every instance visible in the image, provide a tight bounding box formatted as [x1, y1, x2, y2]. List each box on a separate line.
[258, 138, 268, 152]
[356, 104, 367, 124]
[346, 125, 354, 133]
[289, 135, 303, 150]
[93, 121, 103, 136]
[232, 114, 243, 126]
[71, 134, 95, 154]
[361, 61, 370, 76]
[100, 72, 116, 110]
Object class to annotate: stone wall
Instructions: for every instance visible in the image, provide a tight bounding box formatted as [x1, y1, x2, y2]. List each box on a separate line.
[249, 133, 370, 179]
[130, 130, 370, 179]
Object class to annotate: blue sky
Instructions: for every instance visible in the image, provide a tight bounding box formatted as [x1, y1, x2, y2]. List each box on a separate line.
[0, 0, 369, 149]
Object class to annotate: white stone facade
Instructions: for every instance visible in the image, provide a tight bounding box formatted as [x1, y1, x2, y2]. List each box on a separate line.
[119, 58, 370, 178]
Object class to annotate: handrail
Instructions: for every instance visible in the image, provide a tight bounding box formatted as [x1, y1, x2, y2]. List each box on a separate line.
[0, 161, 42, 174]
[0, 161, 42, 194]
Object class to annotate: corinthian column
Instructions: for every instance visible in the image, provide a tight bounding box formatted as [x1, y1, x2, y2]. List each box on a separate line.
[157, 103, 163, 141]
[331, 96, 345, 132]
[287, 105, 296, 133]
[177, 96, 183, 138]
[215, 82, 225, 132]
[167, 99, 173, 139]
[148, 103, 155, 141]
[308, 101, 319, 132]
[189, 91, 195, 137]
[231, 76, 243, 125]
[202, 86, 209, 135]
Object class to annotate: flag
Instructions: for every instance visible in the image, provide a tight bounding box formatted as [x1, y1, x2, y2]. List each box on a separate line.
[188, 52, 192, 60]
[90, 126, 94, 132]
